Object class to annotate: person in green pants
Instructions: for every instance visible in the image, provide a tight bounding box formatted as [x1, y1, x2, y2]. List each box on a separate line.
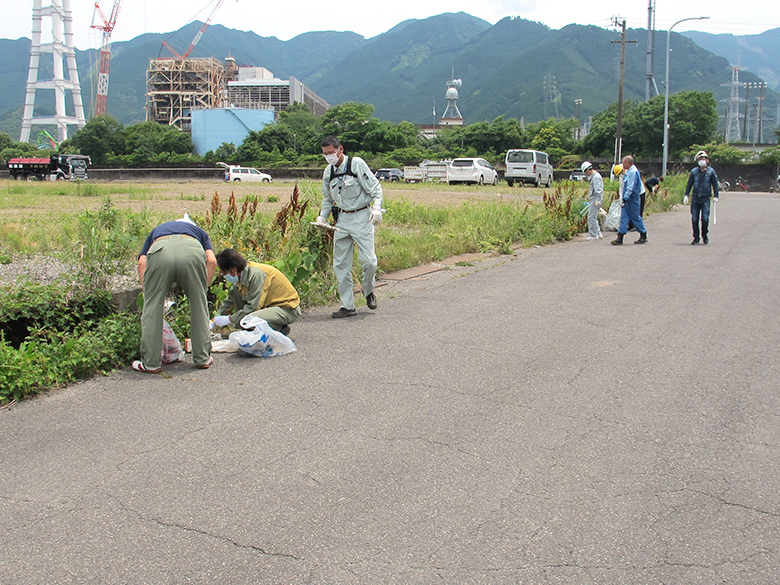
[133, 214, 217, 373]
[213, 248, 301, 336]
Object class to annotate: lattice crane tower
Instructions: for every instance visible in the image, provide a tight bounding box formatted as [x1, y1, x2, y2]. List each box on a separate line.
[722, 67, 743, 144]
[20, 0, 86, 143]
[91, 0, 122, 116]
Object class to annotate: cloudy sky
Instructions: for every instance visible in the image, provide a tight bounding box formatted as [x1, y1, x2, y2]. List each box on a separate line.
[2, 0, 778, 49]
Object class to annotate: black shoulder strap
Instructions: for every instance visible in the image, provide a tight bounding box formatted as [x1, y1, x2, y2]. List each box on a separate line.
[328, 156, 357, 182]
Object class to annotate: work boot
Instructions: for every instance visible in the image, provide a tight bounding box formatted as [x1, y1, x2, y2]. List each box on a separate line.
[692, 221, 700, 242]
[634, 232, 648, 244]
[702, 221, 709, 244]
[691, 238, 700, 245]
[610, 232, 624, 246]
[366, 292, 378, 310]
[331, 307, 357, 319]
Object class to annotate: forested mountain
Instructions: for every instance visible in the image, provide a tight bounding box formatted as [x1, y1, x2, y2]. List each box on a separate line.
[682, 28, 780, 91]
[1, 13, 778, 139]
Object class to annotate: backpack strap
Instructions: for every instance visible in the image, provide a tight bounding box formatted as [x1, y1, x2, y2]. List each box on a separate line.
[328, 156, 357, 182]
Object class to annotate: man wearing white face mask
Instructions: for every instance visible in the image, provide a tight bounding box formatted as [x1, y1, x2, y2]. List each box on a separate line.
[316, 135, 383, 318]
[213, 248, 300, 336]
[683, 150, 720, 245]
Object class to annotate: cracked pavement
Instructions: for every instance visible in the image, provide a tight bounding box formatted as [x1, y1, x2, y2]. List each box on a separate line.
[2, 193, 780, 584]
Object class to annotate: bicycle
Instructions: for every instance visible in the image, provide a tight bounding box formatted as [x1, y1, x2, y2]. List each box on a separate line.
[771, 175, 780, 193]
[718, 179, 730, 192]
[736, 176, 750, 192]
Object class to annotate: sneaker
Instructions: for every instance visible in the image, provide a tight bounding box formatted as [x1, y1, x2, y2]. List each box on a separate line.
[586, 235, 598, 240]
[331, 307, 357, 319]
[366, 292, 378, 310]
[279, 325, 291, 336]
[196, 356, 214, 369]
[132, 360, 161, 374]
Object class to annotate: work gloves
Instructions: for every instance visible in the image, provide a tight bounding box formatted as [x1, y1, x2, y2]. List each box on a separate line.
[620, 199, 626, 208]
[212, 315, 231, 327]
[370, 209, 383, 226]
[714, 197, 719, 203]
[683, 196, 689, 205]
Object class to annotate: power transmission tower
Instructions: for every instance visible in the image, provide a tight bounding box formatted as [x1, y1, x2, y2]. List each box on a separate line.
[611, 18, 636, 165]
[20, 0, 86, 143]
[722, 67, 743, 144]
[543, 72, 560, 119]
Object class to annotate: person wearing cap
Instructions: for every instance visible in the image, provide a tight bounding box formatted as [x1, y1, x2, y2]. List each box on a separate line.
[315, 135, 383, 319]
[581, 161, 603, 240]
[611, 156, 648, 245]
[133, 214, 217, 372]
[683, 150, 719, 245]
[212, 248, 301, 336]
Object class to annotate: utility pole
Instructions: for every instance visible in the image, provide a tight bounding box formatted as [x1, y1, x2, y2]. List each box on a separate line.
[574, 98, 582, 139]
[645, 0, 656, 101]
[611, 18, 636, 166]
[756, 82, 767, 144]
[743, 83, 752, 141]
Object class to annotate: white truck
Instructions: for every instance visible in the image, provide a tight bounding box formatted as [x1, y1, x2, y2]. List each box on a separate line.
[404, 160, 450, 183]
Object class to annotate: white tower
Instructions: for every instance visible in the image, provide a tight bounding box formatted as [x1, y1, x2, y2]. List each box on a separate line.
[722, 67, 743, 144]
[20, 0, 87, 144]
[440, 77, 463, 126]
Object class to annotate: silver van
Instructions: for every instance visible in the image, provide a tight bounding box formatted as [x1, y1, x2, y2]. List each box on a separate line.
[504, 149, 553, 187]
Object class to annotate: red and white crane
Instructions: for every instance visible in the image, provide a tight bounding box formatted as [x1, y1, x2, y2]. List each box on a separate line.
[161, 0, 228, 59]
[90, 0, 122, 116]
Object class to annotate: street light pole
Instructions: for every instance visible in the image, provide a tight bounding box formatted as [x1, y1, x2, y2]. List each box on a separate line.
[662, 16, 709, 177]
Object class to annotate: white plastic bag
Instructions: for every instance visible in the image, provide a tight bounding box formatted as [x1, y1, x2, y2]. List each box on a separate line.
[161, 319, 185, 364]
[229, 315, 297, 357]
[602, 200, 622, 231]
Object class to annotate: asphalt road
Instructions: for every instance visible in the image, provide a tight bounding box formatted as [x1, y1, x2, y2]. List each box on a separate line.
[2, 193, 780, 584]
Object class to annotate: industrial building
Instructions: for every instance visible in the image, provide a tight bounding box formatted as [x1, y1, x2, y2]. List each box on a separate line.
[145, 57, 328, 134]
[190, 107, 275, 156]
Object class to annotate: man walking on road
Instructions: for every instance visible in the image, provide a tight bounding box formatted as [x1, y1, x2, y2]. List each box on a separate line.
[582, 161, 603, 240]
[684, 150, 719, 245]
[611, 156, 648, 245]
[315, 135, 384, 319]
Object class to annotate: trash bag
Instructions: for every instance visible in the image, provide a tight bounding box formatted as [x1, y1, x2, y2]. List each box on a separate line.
[602, 199, 622, 231]
[229, 315, 297, 357]
[161, 319, 185, 364]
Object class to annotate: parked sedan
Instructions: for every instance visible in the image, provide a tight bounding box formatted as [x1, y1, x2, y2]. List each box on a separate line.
[375, 168, 403, 182]
[225, 165, 272, 183]
[448, 158, 498, 185]
[568, 169, 586, 181]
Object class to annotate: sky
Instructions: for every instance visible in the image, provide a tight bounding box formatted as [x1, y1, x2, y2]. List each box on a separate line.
[1, 0, 778, 50]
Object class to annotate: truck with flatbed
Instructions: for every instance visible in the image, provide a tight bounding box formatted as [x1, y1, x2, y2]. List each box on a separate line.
[8, 154, 91, 181]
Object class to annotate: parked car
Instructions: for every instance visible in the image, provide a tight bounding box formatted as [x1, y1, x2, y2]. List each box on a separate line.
[448, 158, 498, 185]
[375, 168, 403, 182]
[224, 165, 272, 183]
[504, 149, 553, 187]
[568, 169, 587, 181]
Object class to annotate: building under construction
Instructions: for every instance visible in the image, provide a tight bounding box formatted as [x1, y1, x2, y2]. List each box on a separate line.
[146, 57, 328, 132]
[146, 57, 225, 132]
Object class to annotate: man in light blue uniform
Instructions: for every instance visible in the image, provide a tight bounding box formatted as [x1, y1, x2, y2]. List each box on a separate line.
[611, 155, 648, 245]
[316, 136, 384, 318]
[582, 161, 603, 240]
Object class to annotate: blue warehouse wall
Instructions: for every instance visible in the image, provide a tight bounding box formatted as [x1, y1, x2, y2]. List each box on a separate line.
[191, 108, 276, 156]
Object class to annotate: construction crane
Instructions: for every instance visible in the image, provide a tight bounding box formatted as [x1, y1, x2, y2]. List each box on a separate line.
[161, 0, 229, 59]
[90, 0, 123, 116]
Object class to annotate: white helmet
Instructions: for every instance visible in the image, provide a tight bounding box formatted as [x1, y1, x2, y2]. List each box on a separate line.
[695, 150, 708, 161]
[580, 161, 593, 173]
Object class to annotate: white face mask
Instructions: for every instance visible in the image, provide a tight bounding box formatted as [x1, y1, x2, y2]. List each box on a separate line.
[323, 152, 340, 165]
[698, 159, 707, 168]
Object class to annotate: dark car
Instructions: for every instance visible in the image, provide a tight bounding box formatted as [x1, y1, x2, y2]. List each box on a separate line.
[375, 168, 403, 182]
[568, 169, 587, 181]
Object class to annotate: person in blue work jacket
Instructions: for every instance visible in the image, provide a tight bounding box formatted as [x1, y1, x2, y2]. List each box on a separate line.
[315, 135, 383, 319]
[611, 155, 648, 245]
[133, 214, 217, 372]
[683, 150, 719, 245]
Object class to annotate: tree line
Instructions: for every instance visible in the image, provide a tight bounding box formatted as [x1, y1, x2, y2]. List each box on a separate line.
[2, 92, 779, 170]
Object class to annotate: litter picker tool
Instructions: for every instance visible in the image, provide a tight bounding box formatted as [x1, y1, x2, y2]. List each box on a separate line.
[713, 198, 717, 224]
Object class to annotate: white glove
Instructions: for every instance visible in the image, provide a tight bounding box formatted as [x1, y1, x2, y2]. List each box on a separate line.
[314, 215, 329, 226]
[370, 209, 383, 226]
[683, 196, 689, 205]
[713, 197, 719, 203]
[212, 315, 231, 327]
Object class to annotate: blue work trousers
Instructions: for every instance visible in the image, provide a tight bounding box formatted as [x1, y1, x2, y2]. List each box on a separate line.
[618, 196, 646, 235]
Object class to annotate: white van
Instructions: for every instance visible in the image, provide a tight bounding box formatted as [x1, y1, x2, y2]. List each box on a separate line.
[504, 149, 553, 187]
[224, 165, 272, 183]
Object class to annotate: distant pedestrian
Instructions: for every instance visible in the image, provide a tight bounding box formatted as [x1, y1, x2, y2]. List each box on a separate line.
[133, 214, 217, 372]
[610, 156, 648, 245]
[581, 161, 603, 240]
[683, 150, 719, 245]
[644, 175, 663, 196]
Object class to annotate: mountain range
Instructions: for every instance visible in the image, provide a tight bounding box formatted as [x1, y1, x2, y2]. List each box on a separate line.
[1, 13, 778, 142]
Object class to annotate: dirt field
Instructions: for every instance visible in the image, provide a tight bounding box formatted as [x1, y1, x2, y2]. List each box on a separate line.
[1, 178, 549, 220]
